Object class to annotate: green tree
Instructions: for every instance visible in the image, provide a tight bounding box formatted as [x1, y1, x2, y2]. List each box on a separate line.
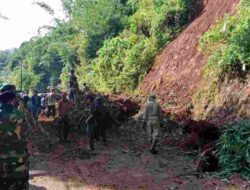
[72, 0, 127, 58]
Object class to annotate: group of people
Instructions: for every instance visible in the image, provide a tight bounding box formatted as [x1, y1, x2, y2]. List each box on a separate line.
[0, 69, 81, 189]
[0, 69, 164, 189]
[18, 88, 59, 121]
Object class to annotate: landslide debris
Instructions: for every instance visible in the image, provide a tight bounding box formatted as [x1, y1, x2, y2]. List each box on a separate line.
[140, 0, 239, 115]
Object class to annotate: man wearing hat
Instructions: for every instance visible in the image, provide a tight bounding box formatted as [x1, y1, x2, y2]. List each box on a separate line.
[142, 93, 163, 154]
[0, 83, 29, 189]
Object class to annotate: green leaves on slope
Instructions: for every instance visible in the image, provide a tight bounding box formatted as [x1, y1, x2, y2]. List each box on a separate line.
[200, 0, 250, 77]
[81, 0, 196, 93]
[217, 120, 250, 180]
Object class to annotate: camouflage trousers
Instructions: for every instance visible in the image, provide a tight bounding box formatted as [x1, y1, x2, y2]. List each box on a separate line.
[0, 156, 29, 189]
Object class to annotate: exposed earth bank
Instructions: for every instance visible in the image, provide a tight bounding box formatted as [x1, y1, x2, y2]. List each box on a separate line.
[140, 0, 250, 122]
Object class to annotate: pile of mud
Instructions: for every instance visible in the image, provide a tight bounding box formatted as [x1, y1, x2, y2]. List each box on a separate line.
[140, 0, 240, 117]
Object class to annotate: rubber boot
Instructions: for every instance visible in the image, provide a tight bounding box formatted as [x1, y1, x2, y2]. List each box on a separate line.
[150, 139, 158, 154]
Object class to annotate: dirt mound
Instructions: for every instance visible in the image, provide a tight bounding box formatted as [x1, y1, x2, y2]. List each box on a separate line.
[140, 0, 239, 112]
[197, 74, 250, 124]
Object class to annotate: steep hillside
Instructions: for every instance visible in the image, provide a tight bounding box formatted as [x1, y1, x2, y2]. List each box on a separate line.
[140, 0, 242, 119]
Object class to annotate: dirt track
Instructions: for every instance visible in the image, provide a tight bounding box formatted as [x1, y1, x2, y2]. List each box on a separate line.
[28, 120, 249, 190]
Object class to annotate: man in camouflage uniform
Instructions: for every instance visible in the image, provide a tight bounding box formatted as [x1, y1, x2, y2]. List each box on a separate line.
[142, 93, 163, 154]
[0, 84, 29, 189]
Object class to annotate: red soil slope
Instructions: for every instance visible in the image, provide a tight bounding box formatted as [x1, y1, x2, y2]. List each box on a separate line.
[140, 0, 239, 112]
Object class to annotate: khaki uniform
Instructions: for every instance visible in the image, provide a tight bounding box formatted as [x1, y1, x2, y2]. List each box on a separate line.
[143, 100, 162, 142]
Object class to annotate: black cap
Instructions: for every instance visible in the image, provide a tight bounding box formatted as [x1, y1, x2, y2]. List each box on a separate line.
[0, 83, 17, 102]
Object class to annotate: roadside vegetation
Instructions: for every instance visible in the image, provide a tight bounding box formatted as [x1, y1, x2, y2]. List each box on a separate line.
[192, 0, 250, 180]
[200, 0, 250, 77]
[217, 120, 250, 180]
[193, 0, 250, 118]
[0, 0, 200, 92]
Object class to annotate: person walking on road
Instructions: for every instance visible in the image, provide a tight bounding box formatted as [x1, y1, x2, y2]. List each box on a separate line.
[22, 91, 30, 111]
[85, 95, 97, 150]
[68, 69, 79, 101]
[142, 93, 163, 154]
[46, 88, 57, 119]
[30, 90, 41, 121]
[94, 97, 107, 144]
[57, 92, 74, 142]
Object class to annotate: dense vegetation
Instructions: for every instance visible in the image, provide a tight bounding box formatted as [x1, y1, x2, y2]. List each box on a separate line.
[193, 0, 250, 118]
[217, 120, 250, 180]
[0, 0, 200, 92]
[200, 0, 250, 78]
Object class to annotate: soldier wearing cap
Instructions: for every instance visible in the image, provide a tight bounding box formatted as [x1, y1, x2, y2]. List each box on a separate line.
[142, 93, 163, 154]
[0, 84, 29, 189]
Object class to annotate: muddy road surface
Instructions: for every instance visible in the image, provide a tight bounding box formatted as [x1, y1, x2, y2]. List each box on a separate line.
[28, 119, 249, 190]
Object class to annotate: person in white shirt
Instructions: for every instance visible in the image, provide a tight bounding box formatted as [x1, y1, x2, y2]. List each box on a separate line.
[46, 88, 57, 118]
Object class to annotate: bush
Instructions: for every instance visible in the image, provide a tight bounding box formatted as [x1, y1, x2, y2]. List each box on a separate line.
[216, 120, 250, 180]
[200, 0, 250, 77]
[79, 0, 197, 93]
[1, 0, 201, 92]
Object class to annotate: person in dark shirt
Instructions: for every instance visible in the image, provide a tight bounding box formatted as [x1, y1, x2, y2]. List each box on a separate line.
[22, 91, 30, 110]
[85, 95, 97, 150]
[30, 90, 41, 121]
[94, 97, 107, 144]
[68, 69, 79, 101]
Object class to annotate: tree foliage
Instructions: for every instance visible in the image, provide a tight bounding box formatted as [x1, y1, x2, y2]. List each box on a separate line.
[33, 1, 55, 15]
[1, 22, 79, 91]
[72, 0, 128, 59]
[78, 0, 198, 93]
[1, 0, 200, 92]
